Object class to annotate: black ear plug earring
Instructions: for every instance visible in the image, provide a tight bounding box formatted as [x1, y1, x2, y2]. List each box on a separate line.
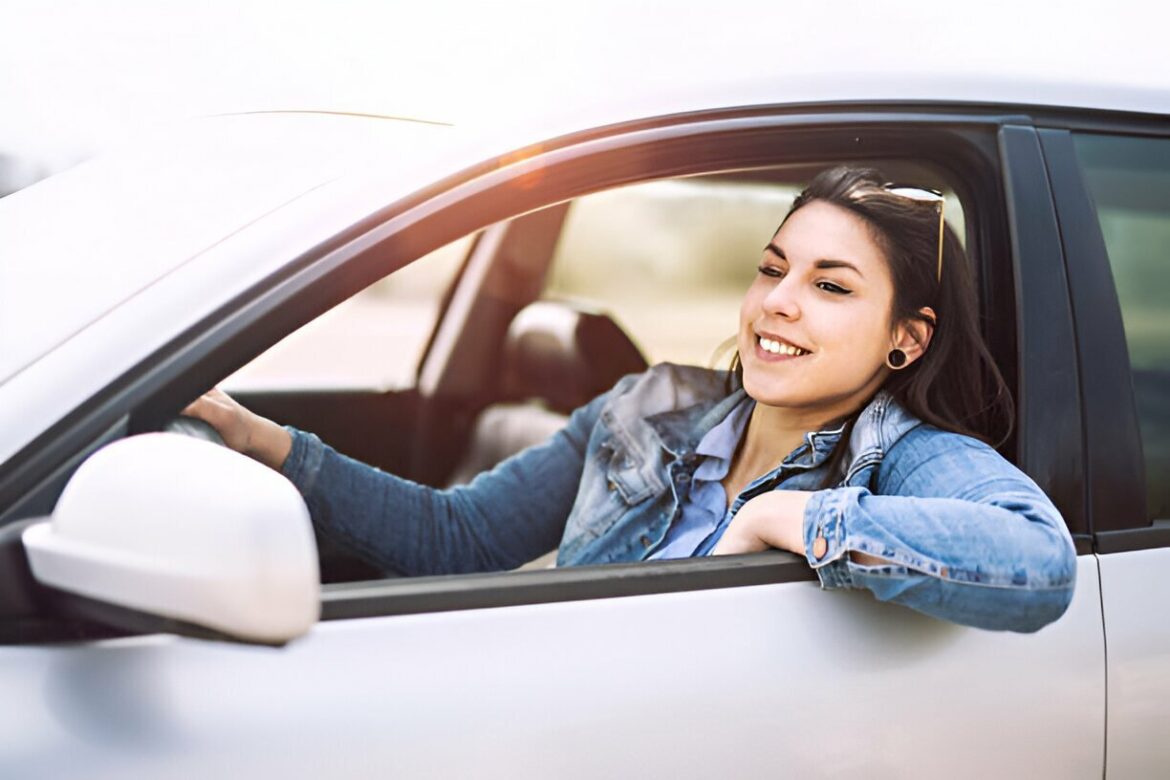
[886, 349, 907, 369]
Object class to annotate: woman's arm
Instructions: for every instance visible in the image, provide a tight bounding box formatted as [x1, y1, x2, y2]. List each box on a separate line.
[715, 427, 1077, 632]
[185, 388, 615, 576]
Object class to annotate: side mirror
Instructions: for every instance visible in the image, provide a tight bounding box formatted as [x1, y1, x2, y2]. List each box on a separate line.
[22, 433, 319, 645]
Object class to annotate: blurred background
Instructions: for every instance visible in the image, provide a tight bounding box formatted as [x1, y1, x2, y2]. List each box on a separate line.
[5, 0, 1166, 193]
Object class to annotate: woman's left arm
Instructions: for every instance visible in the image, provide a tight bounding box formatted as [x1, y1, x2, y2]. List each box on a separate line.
[715, 427, 1078, 633]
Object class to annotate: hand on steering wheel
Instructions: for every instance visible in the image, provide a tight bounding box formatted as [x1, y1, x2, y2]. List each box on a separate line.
[163, 414, 227, 446]
[180, 388, 293, 471]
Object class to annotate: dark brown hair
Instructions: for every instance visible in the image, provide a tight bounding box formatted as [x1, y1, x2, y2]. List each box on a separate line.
[732, 165, 1014, 481]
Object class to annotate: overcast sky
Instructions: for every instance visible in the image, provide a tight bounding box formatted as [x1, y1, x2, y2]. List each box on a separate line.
[2, 0, 1167, 184]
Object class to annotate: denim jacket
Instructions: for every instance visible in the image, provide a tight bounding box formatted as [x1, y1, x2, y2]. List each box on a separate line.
[283, 363, 1077, 632]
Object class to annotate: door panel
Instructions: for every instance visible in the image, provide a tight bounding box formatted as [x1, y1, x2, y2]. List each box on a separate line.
[0, 557, 1103, 779]
[1098, 548, 1170, 777]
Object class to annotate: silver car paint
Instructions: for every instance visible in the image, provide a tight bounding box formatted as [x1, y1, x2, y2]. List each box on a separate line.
[1098, 548, 1170, 777]
[0, 558, 1103, 779]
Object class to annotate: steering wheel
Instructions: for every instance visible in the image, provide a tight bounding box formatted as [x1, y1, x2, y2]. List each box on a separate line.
[162, 415, 226, 447]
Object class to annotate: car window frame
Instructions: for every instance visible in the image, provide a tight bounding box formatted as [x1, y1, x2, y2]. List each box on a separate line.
[2, 105, 1090, 635]
[997, 124, 1091, 547]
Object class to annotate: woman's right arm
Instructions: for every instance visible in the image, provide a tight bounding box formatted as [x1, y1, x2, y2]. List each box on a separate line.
[184, 389, 613, 576]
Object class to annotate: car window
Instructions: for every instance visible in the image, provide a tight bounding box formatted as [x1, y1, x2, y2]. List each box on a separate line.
[1072, 132, 1170, 520]
[223, 236, 472, 392]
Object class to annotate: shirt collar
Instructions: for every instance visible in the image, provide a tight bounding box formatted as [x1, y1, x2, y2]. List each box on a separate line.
[692, 396, 755, 482]
[646, 387, 748, 457]
[649, 387, 849, 473]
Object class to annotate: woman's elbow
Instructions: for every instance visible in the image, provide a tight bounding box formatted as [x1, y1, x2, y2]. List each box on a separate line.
[861, 543, 1078, 632]
[967, 547, 1078, 633]
[1012, 542, 1078, 633]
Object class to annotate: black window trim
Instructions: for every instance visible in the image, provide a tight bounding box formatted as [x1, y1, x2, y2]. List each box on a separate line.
[997, 124, 1088, 538]
[320, 552, 814, 621]
[4, 107, 1088, 634]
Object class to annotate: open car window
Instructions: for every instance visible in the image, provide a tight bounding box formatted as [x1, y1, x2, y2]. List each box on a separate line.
[218, 164, 975, 587]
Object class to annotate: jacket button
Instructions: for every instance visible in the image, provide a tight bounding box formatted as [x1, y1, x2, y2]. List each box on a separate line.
[640, 534, 652, 548]
[607, 479, 616, 491]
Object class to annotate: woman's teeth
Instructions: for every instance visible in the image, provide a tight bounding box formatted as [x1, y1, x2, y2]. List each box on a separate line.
[759, 337, 807, 357]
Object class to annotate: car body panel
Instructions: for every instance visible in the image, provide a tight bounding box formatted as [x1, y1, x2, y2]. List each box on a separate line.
[1097, 548, 1170, 776]
[0, 556, 1104, 779]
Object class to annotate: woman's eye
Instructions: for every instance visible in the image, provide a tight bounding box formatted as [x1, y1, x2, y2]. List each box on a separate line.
[757, 264, 784, 278]
[817, 281, 851, 295]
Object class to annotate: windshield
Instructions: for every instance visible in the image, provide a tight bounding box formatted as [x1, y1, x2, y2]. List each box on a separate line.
[0, 113, 452, 386]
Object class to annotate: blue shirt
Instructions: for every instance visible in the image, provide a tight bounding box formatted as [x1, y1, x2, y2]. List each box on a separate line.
[646, 397, 855, 559]
[646, 396, 754, 559]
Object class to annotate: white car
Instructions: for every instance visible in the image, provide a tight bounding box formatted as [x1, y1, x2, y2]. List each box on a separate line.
[0, 70, 1167, 779]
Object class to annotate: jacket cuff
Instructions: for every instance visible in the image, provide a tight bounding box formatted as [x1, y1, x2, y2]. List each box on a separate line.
[803, 487, 866, 590]
[280, 427, 326, 499]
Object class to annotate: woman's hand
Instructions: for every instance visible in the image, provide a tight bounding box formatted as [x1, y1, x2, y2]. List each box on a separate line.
[181, 388, 292, 471]
[712, 490, 812, 556]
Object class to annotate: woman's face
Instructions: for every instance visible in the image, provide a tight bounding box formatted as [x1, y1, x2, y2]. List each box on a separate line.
[738, 199, 904, 422]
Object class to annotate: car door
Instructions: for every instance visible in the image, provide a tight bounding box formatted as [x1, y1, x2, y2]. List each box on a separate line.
[1039, 122, 1170, 777]
[0, 108, 1106, 779]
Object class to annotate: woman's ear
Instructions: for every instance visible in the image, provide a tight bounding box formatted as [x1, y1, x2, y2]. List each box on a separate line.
[891, 306, 936, 367]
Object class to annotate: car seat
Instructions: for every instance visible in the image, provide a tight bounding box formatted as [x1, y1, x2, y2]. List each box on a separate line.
[446, 300, 649, 486]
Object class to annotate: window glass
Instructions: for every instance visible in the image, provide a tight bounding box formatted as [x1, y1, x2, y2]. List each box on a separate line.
[1073, 133, 1170, 519]
[224, 236, 472, 391]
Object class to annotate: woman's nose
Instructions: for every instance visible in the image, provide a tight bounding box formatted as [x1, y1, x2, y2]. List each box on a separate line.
[762, 277, 801, 319]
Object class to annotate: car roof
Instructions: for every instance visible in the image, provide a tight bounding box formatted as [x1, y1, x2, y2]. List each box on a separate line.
[477, 72, 1170, 145]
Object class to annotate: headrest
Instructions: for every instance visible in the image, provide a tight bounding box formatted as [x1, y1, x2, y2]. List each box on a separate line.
[500, 301, 648, 414]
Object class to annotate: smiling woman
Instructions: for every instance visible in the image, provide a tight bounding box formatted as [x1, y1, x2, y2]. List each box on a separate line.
[184, 165, 1075, 633]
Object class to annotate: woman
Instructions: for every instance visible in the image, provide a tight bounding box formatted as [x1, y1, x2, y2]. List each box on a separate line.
[185, 166, 1077, 632]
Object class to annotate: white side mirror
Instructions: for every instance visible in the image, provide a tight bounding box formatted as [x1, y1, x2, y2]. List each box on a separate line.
[22, 433, 319, 644]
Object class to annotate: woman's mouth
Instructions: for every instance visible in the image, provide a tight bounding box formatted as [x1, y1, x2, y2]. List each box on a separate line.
[755, 334, 811, 361]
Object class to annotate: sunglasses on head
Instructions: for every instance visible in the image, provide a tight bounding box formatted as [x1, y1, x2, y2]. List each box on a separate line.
[883, 184, 945, 284]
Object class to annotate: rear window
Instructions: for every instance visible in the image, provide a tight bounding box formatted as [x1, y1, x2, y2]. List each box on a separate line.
[1073, 132, 1170, 520]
